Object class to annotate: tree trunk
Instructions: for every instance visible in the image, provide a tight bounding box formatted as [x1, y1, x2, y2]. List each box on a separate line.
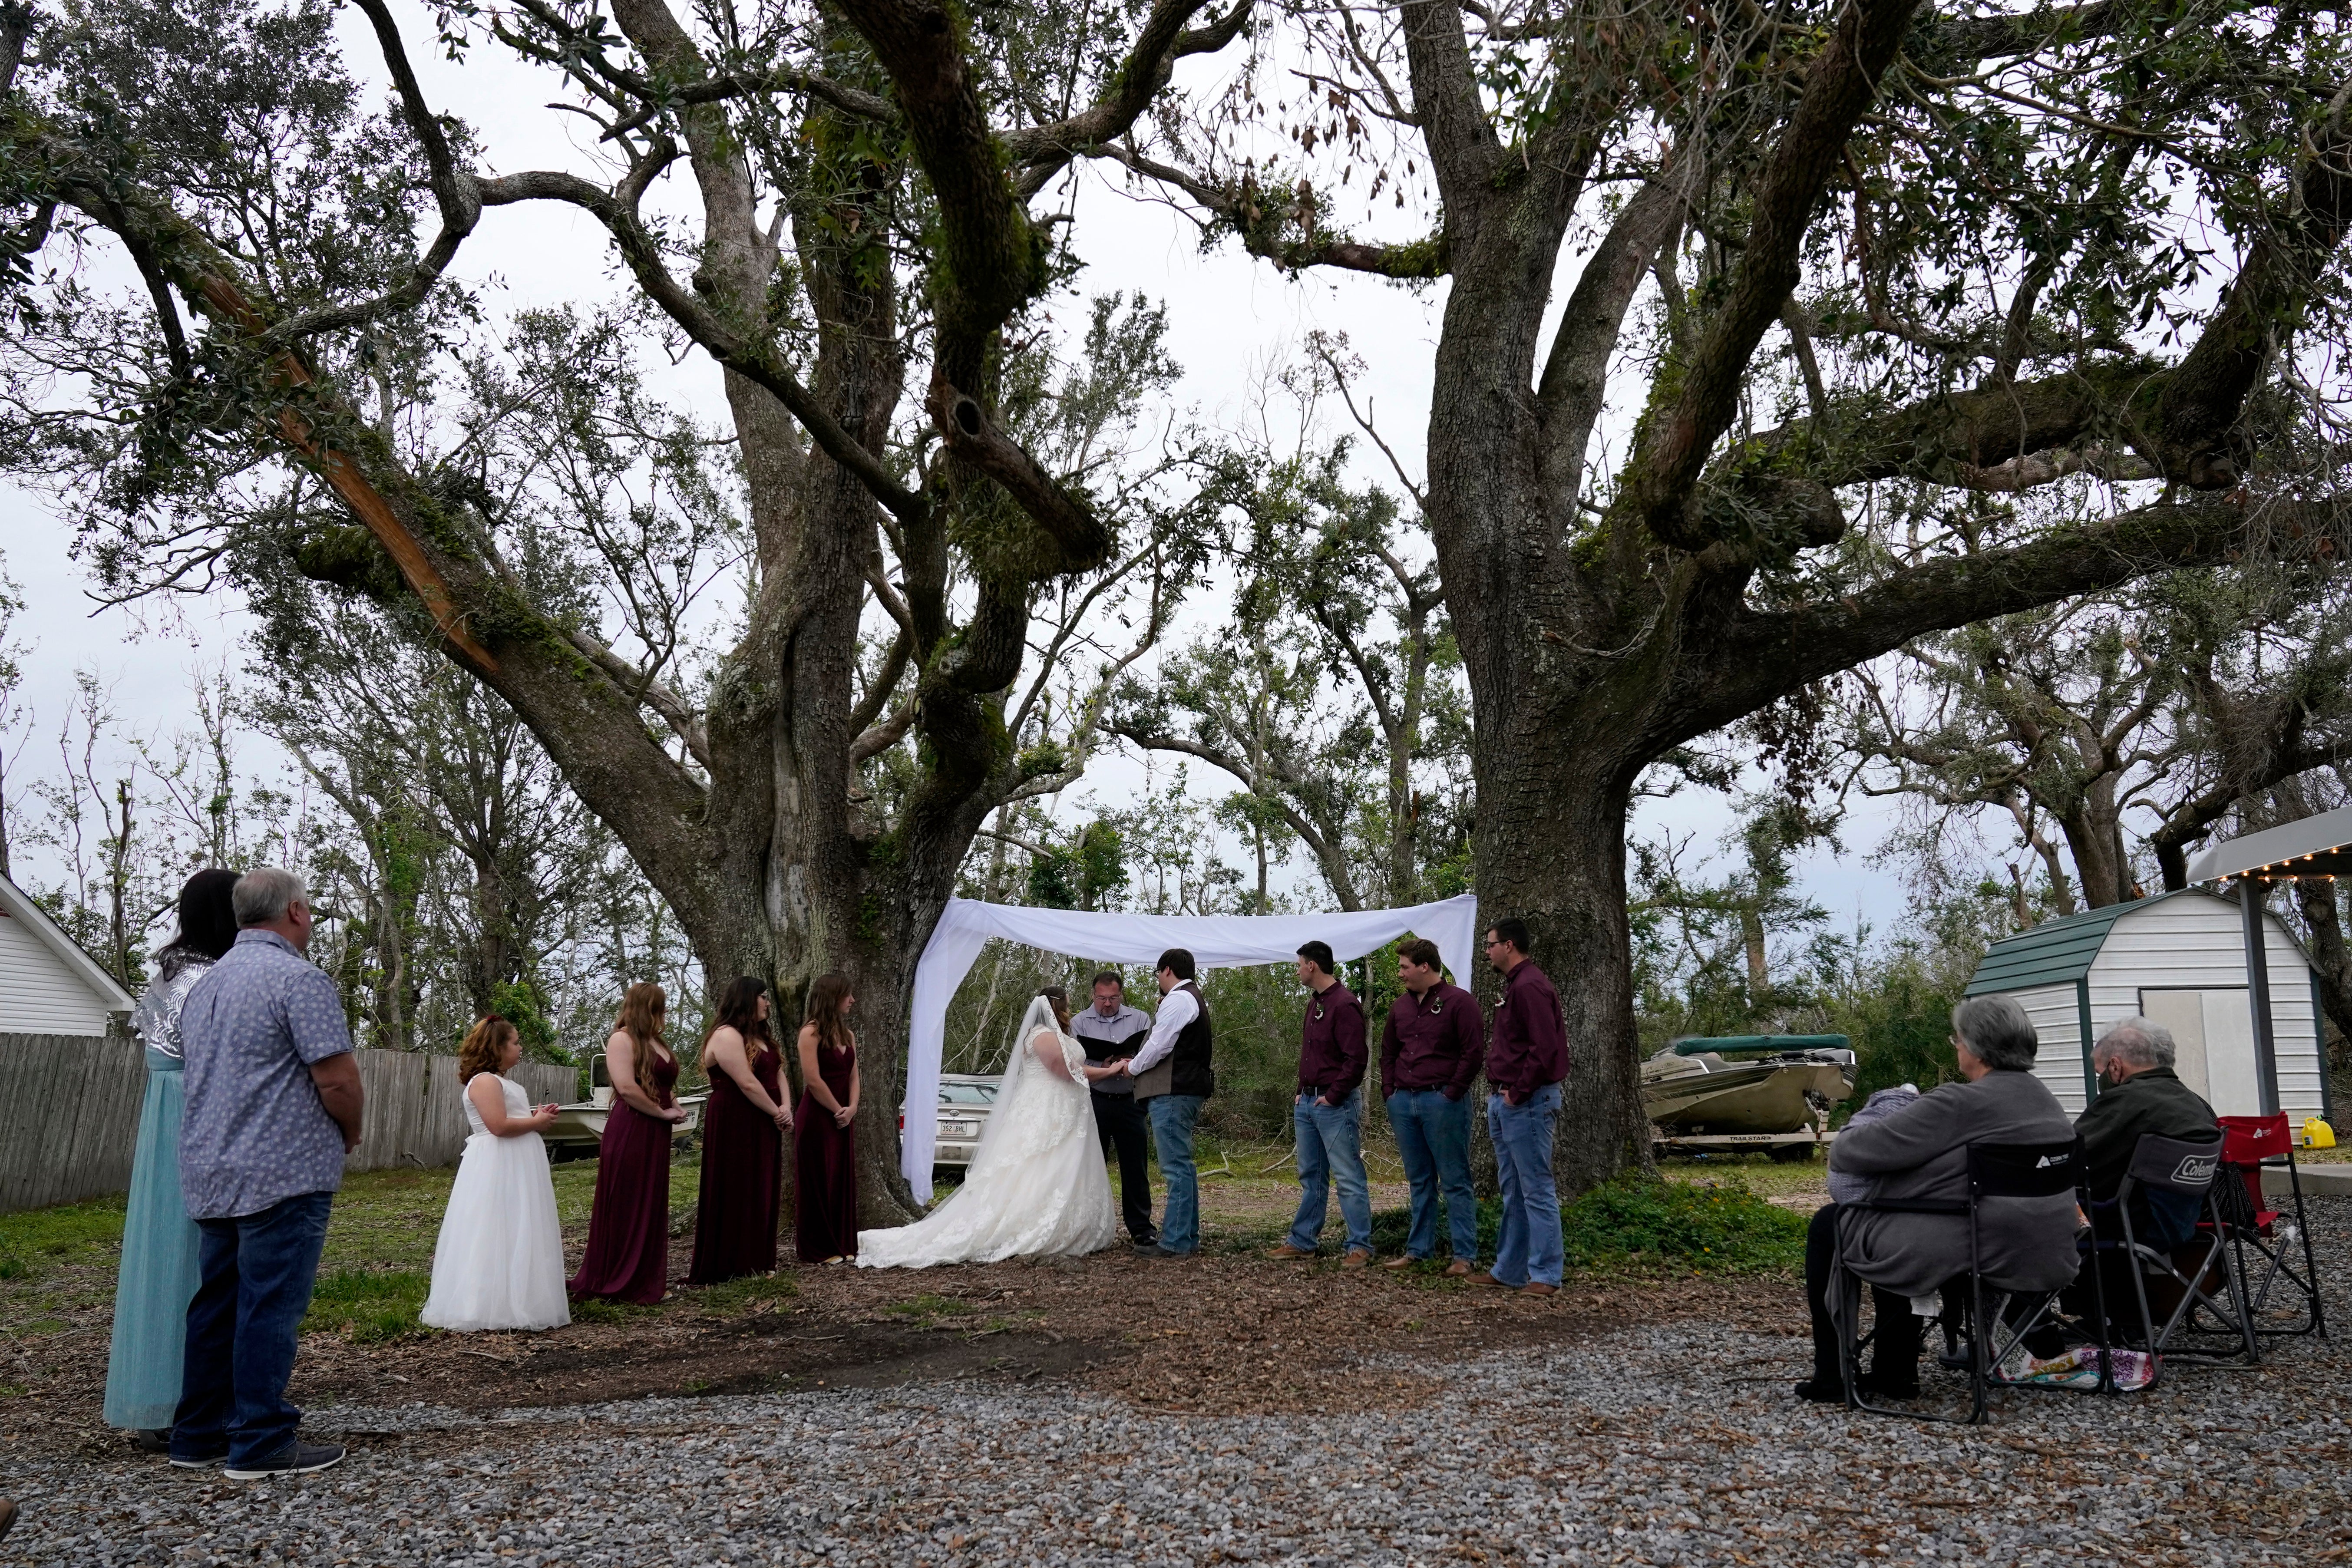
[1472, 758, 1654, 1192]
[1741, 908, 1768, 995]
[2057, 775, 2134, 908]
[2296, 878, 2352, 1063]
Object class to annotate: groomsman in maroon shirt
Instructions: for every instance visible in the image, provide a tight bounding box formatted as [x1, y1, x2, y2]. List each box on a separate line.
[1266, 941, 1373, 1265]
[1377, 938, 1485, 1275]
[1473, 918, 1569, 1296]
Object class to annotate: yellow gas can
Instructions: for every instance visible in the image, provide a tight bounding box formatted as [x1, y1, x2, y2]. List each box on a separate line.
[2305, 1118, 2338, 1150]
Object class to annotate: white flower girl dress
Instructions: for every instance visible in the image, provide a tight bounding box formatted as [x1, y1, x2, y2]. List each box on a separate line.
[421, 1073, 571, 1331]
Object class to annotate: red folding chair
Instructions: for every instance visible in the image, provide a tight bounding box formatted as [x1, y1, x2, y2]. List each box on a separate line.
[2214, 1114, 2328, 1341]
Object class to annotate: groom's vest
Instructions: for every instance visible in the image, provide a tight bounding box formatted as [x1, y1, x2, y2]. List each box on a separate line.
[1134, 981, 1214, 1102]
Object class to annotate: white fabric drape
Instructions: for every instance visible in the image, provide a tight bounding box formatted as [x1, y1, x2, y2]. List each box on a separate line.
[900, 893, 1480, 1199]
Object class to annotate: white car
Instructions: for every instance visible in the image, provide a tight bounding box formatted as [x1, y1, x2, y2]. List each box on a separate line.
[928, 1072, 1003, 1178]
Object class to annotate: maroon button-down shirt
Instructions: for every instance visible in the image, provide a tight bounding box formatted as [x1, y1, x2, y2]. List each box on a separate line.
[1487, 958, 1569, 1098]
[1297, 981, 1368, 1102]
[1379, 981, 1485, 1099]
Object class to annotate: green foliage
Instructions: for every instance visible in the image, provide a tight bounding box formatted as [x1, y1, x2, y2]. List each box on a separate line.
[1369, 1178, 1805, 1274]
[489, 978, 565, 1062]
[1025, 845, 1079, 909]
[1560, 1177, 1807, 1274]
[1193, 963, 1315, 1140]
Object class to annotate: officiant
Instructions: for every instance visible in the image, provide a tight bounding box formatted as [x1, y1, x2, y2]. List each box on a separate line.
[1073, 971, 1156, 1247]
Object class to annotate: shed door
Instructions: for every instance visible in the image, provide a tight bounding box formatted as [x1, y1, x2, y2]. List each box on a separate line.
[2138, 987, 2260, 1115]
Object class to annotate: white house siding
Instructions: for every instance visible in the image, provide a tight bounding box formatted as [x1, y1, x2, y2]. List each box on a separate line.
[0, 908, 116, 1035]
[2010, 982, 2094, 1114]
[2083, 895, 2324, 1123]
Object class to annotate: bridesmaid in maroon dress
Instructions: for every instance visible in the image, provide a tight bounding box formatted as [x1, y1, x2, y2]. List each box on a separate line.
[687, 977, 794, 1285]
[795, 972, 862, 1263]
[569, 984, 688, 1304]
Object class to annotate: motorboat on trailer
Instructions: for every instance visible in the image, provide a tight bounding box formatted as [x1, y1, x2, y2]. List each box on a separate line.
[1641, 1034, 1856, 1160]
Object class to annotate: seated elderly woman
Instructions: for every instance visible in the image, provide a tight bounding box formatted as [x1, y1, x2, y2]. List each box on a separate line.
[1797, 994, 2080, 1401]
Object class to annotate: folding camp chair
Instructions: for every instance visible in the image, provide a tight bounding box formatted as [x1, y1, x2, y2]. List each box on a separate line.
[1833, 1137, 2089, 1425]
[2215, 1113, 2328, 1341]
[2090, 1130, 2259, 1382]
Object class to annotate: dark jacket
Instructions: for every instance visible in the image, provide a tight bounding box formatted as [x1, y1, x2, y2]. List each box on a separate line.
[1829, 1069, 2080, 1297]
[2075, 1066, 2218, 1201]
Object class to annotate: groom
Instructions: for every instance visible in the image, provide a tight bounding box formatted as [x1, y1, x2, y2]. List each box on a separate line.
[1125, 948, 1214, 1258]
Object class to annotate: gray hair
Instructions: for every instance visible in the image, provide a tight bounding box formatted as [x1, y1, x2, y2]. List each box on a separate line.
[1950, 994, 2041, 1072]
[231, 867, 308, 927]
[2094, 1016, 2176, 1071]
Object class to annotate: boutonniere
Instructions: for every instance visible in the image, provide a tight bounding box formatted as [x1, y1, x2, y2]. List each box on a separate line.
[1429, 999, 1443, 1014]
[1312, 1003, 1325, 1020]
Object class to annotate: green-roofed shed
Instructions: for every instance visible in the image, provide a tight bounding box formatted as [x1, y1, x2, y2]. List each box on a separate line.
[1962, 888, 2329, 1122]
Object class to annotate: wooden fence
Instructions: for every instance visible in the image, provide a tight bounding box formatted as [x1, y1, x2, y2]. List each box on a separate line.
[0, 1032, 575, 1214]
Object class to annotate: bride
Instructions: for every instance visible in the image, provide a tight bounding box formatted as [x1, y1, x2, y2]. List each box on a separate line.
[858, 987, 1127, 1268]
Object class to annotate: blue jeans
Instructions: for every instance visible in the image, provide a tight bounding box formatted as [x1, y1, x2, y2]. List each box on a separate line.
[1386, 1088, 1477, 1262]
[1287, 1089, 1373, 1254]
[1146, 1095, 1206, 1254]
[173, 1190, 333, 1466]
[1489, 1083, 1565, 1287]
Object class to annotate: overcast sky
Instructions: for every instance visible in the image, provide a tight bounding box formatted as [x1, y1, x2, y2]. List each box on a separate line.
[0, 0, 1917, 944]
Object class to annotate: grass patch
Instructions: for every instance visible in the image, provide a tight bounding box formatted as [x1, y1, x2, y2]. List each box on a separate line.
[304, 1268, 430, 1342]
[686, 1272, 800, 1315]
[0, 1194, 126, 1280]
[571, 1297, 658, 1325]
[885, 1293, 977, 1327]
[1368, 1176, 1806, 1277]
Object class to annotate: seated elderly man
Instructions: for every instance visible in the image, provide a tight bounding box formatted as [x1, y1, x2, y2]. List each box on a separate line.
[2064, 1017, 2219, 1330]
[1797, 994, 2080, 1402]
[2077, 1017, 2218, 1237]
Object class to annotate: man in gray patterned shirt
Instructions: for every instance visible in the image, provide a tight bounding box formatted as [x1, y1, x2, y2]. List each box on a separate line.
[171, 867, 363, 1479]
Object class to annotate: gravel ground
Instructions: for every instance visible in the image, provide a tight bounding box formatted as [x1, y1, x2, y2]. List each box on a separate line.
[11, 1196, 2346, 1568]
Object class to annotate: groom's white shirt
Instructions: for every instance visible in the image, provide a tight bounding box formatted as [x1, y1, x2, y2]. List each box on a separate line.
[1125, 987, 1200, 1077]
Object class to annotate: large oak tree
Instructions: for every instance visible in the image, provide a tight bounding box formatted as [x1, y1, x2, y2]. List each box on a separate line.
[7, 0, 2349, 1202]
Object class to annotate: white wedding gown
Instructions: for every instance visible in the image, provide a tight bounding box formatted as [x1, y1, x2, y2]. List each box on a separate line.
[858, 999, 1118, 1268]
[420, 1073, 571, 1331]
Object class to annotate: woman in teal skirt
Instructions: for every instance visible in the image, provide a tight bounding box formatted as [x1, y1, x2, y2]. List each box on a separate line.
[103, 868, 239, 1446]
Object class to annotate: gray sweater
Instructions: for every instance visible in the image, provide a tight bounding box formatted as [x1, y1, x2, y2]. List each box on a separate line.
[1828, 1069, 2080, 1298]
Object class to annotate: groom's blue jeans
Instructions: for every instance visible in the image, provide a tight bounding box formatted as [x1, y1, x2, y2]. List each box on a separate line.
[1286, 1089, 1373, 1254]
[1146, 1094, 1206, 1254]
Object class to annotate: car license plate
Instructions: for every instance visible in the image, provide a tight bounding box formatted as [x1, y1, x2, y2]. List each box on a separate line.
[937, 1119, 973, 1140]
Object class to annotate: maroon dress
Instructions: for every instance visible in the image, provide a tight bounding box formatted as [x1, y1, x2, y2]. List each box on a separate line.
[687, 1042, 784, 1285]
[569, 1046, 678, 1304]
[795, 1038, 859, 1262]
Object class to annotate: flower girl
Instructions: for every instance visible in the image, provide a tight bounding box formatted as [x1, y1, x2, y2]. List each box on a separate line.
[421, 1017, 570, 1332]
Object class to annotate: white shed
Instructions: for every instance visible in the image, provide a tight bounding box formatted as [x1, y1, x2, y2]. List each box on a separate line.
[0, 873, 136, 1036]
[1962, 888, 2330, 1125]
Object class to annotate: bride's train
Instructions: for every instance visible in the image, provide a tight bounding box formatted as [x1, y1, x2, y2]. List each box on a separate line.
[857, 997, 1118, 1268]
